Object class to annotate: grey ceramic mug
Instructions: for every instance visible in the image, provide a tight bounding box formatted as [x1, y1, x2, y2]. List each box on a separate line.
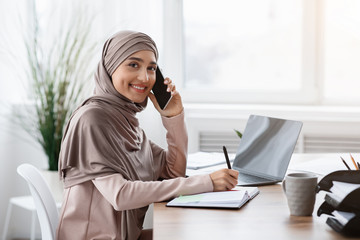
[282, 173, 318, 216]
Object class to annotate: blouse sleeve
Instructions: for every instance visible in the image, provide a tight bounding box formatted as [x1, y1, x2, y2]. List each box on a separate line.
[92, 173, 213, 211]
[151, 110, 188, 179]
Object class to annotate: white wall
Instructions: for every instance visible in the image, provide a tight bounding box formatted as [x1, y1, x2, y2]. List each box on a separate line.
[185, 104, 360, 153]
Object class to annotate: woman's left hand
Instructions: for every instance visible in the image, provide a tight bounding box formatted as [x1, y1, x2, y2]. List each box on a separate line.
[148, 77, 184, 118]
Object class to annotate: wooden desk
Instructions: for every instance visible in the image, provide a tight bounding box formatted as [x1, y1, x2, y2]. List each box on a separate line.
[153, 184, 358, 240]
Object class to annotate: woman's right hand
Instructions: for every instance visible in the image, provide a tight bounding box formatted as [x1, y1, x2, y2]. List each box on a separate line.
[209, 169, 239, 191]
[148, 77, 184, 118]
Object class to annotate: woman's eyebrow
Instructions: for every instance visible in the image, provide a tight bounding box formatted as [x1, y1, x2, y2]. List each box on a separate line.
[127, 57, 157, 65]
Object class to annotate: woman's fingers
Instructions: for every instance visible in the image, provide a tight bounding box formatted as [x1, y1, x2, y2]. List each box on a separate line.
[164, 77, 176, 93]
[210, 169, 239, 191]
[148, 77, 184, 117]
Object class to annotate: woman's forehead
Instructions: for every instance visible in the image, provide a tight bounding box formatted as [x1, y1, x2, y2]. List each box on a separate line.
[125, 50, 157, 64]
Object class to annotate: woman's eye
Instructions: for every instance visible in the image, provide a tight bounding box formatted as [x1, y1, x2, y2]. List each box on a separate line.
[129, 63, 138, 68]
[148, 66, 156, 71]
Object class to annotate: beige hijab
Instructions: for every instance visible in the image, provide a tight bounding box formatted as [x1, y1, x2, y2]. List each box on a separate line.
[59, 30, 159, 239]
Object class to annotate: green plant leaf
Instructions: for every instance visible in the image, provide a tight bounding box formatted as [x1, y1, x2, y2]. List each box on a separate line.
[234, 129, 243, 139]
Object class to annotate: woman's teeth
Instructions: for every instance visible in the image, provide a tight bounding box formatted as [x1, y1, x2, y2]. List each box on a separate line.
[132, 85, 145, 90]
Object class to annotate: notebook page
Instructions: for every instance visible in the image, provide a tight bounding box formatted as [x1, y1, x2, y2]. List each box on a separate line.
[174, 190, 249, 204]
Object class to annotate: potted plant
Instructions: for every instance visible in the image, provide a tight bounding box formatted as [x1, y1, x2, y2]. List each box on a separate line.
[6, 3, 97, 200]
[22, 3, 97, 197]
[11, 3, 97, 171]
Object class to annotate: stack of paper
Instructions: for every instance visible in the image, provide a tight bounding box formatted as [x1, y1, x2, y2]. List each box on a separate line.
[329, 181, 360, 200]
[332, 210, 357, 226]
[325, 181, 360, 207]
[316, 171, 360, 237]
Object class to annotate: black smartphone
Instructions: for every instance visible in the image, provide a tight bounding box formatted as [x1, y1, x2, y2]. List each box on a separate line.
[152, 67, 172, 110]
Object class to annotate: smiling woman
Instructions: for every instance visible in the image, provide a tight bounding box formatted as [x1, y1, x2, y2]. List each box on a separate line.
[111, 51, 157, 103]
[54, 30, 238, 240]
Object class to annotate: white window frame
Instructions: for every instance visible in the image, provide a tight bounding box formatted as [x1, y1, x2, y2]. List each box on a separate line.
[163, 0, 323, 105]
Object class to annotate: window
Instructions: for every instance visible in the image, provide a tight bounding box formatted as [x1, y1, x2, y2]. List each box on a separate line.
[184, 0, 302, 92]
[164, 0, 360, 105]
[323, 0, 360, 104]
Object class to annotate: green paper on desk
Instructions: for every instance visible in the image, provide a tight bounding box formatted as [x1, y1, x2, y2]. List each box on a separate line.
[176, 194, 204, 203]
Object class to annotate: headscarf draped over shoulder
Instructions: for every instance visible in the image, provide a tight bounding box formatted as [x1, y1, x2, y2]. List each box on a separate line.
[58, 31, 159, 239]
[59, 30, 158, 184]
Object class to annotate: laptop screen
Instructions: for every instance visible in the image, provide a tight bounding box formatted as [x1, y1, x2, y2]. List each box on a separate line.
[232, 115, 303, 180]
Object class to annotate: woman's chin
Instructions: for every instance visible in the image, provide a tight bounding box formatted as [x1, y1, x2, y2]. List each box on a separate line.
[132, 96, 148, 104]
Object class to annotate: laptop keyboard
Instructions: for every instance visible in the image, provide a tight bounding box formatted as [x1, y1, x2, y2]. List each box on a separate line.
[238, 173, 271, 183]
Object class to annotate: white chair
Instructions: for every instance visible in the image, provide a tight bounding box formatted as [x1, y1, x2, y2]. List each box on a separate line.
[15, 164, 60, 240]
[2, 196, 38, 240]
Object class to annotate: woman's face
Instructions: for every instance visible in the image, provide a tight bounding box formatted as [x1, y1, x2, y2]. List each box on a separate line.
[111, 50, 157, 103]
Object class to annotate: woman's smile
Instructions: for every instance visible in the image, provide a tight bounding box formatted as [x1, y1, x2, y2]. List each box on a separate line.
[130, 84, 147, 93]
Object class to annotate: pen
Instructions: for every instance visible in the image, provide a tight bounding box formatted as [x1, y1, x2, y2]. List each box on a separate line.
[350, 154, 359, 170]
[340, 156, 351, 170]
[223, 146, 232, 169]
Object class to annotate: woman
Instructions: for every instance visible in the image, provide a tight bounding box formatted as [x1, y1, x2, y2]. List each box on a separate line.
[56, 30, 238, 240]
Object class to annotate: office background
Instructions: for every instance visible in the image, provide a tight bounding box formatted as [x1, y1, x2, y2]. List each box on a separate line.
[1, 0, 360, 238]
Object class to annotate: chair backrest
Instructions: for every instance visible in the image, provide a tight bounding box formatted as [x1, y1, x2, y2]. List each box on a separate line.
[17, 164, 59, 240]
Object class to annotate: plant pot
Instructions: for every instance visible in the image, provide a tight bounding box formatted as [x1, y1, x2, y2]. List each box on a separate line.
[41, 170, 64, 203]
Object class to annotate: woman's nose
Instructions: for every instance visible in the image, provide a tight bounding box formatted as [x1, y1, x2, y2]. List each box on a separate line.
[138, 69, 149, 82]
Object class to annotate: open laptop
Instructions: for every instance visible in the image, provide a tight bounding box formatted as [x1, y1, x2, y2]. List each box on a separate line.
[232, 115, 303, 186]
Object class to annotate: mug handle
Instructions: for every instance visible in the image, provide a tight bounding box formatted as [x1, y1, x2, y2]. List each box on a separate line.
[282, 179, 286, 193]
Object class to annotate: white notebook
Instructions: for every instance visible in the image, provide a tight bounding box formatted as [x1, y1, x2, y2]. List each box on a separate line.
[166, 186, 259, 209]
